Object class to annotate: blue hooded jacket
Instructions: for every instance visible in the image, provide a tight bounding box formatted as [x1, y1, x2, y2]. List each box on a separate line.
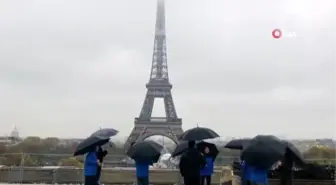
[250, 167, 269, 184]
[84, 152, 98, 176]
[200, 156, 214, 176]
[241, 161, 254, 181]
[135, 160, 152, 177]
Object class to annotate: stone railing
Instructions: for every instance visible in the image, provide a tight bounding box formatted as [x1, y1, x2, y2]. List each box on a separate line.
[0, 166, 231, 185]
[231, 175, 335, 185]
[1, 166, 334, 185]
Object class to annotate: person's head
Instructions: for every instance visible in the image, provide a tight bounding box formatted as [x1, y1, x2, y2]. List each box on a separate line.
[285, 148, 291, 156]
[88, 146, 98, 153]
[284, 148, 293, 161]
[204, 146, 210, 154]
[188, 141, 195, 148]
[240, 153, 244, 161]
[98, 146, 103, 152]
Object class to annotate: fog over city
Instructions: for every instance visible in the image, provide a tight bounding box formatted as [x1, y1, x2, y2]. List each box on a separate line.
[0, 0, 335, 139]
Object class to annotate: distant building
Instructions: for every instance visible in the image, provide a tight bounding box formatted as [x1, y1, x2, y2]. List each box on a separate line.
[10, 126, 19, 138]
[0, 125, 22, 146]
[0, 136, 13, 145]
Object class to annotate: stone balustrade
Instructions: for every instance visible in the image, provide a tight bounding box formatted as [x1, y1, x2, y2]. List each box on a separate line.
[0, 166, 229, 185]
[0, 166, 334, 185]
[231, 175, 335, 185]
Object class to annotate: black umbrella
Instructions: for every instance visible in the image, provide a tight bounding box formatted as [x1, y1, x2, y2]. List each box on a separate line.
[241, 135, 287, 168]
[126, 140, 163, 163]
[283, 141, 305, 166]
[172, 141, 188, 157]
[91, 128, 119, 138]
[179, 127, 219, 141]
[172, 141, 219, 160]
[74, 135, 110, 156]
[197, 141, 219, 160]
[224, 139, 251, 150]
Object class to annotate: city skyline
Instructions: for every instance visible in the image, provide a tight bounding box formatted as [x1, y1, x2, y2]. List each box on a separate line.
[0, 0, 335, 139]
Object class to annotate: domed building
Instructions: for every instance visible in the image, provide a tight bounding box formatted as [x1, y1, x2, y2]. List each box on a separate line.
[9, 125, 20, 139]
[0, 125, 22, 145]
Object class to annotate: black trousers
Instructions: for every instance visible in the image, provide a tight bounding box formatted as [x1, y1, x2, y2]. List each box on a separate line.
[200, 175, 211, 185]
[137, 176, 149, 185]
[280, 175, 292, 185]
[242, 180, 269, 185]
[96, 167, 102, 182]
[184, 176, 200, 185]
[85, 176, 98, 185]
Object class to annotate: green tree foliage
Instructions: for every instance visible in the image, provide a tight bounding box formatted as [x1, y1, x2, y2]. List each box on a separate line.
[41, 137, 60, 152]
[1, 137, 127, 166]
[58, 157, 82, 167]
[5, 137, 78, 154]
[0, 153, 37, 166]
[218, 148, 241, 157]
[5, 137, 42, 153]
[303, 146, 335, 159]
[0, 143, 6, 154]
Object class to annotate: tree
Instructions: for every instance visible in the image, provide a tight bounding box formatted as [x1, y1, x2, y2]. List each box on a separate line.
[6, 136, 43, 154]
[4, 137, 78, 166]
[0, 153, 37, 166]
[5, 137, 76, 154]
[303, 146, 336, 160]
[42, 137, 60, 149]
[0, 143, 6, 154]
[21, 154, 38, 166]
[58, 157, 82, 167]
[218, 148, 241, 157]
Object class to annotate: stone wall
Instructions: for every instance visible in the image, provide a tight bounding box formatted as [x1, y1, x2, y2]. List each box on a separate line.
[0, 167, 229, 185]
[0, 167, 333, 185]
[231, 176, 335, 185]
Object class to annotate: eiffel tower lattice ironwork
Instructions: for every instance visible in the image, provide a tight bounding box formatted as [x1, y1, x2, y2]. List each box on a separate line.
[124, 0, 183, 149]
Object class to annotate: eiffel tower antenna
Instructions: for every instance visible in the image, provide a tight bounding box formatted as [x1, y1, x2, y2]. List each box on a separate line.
[149, 0, 169, 83]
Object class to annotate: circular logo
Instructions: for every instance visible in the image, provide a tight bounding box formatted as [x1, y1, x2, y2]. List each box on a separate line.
[272, 29, 282, 39]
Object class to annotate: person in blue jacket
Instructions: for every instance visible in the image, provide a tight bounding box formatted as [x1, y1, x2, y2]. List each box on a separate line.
[241, 160, 254, 185]
[249, 167, 269, 185]
[200, 147, 214, 185]
[135, 159, 153, 185]
[84, 147, 100, 185]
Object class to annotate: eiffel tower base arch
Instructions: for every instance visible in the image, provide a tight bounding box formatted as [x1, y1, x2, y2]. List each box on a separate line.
[124, 120, 183, 151]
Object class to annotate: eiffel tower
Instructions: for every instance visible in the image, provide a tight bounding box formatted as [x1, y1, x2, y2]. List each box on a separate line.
[124, 0, 183, 149]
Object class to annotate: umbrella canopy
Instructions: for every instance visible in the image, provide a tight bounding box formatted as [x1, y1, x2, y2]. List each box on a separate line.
[126, 140, 163, 163]
[74, 135, 110, 156]
[224, 139, 251, 150]
[172, 141, 188, 157]
[241, 135, 287, 168]
[179, 127, 219, 141]
[283, 141, 305, 166]
[91, 128, 119, 138]
[197, 141, 219, 160]
[172, 141, 219, 160]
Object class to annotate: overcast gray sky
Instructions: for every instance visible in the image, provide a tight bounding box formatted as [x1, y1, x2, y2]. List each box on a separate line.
[0, 0, 335, 139]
